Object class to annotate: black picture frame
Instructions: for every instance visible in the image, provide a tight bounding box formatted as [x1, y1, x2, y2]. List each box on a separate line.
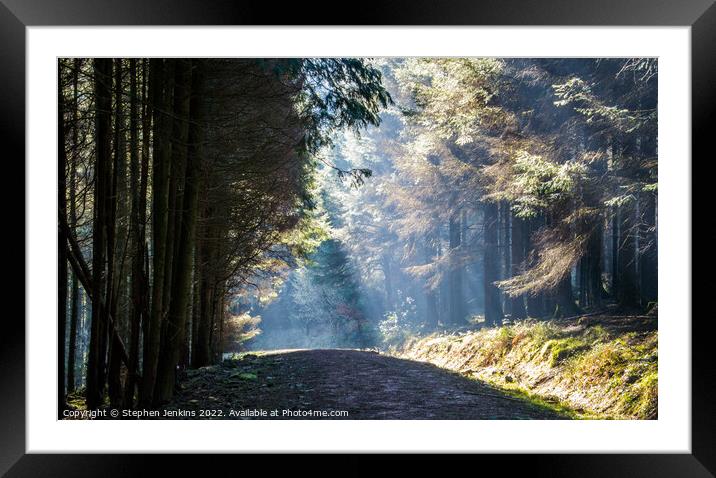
[3, 0, 713, 475]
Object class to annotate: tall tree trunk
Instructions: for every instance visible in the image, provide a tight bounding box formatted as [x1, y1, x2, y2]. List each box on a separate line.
[140, 59, 151, 379]
[67, 59, 81, 395]
[587, 224, 604, 308]
[448, 210, 465, 325]
[210, 277, 228, 363]
[141, 59, 173, 407]
[208, 280, 221, 362]
[125, 58, 145, 408]
[437, 238, 449, 325]
[639, 191, 658, 306]
[617, 201, 639, 308]
[67, 225, 79, 395]
[160, 62, 185, 347]
[190, 245, 201, 366]
[577, 257, 586, 307]
[382, 253, 393, 311]
[58, 60, 68, 416]
[483, 202, 503, 326]
[638, 132, 658, 307]
[614, 135, 639, 309]
[155, 59, 199, 403]
[525, 216, 545, 318]
[500, 202, 510, 282]
[424, 233, 439, 328]
[108, 58, 126, 410]
[78, 290, 87, 389]
[180, 268, 194, 370]
[193, 207, 214, 368]
[216, 291, 227, 362]
[611, 206, 620, 298]
[87, 58, 112, 410]
[553, 274, 580, 318]
[509, 212, 527, 320]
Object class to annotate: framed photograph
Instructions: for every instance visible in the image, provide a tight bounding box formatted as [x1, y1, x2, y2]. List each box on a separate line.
[6, 0, 713, 474]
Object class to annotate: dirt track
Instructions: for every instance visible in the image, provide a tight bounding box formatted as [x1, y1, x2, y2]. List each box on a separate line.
[162, 349, 567, 419]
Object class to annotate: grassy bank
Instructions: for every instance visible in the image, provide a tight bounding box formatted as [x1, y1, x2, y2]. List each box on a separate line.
[391, 315, 657, 419]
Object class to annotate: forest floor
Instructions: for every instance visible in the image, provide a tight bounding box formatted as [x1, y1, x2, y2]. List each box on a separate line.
[392, 314, 658, 419]
[161, 349, 566, 419]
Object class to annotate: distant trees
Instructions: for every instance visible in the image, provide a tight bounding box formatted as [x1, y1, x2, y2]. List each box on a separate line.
[290, 239, 373, 348]
[58, 58, 390, 411]
[318, 58, 657, 331]
[492, 59, 657, 314]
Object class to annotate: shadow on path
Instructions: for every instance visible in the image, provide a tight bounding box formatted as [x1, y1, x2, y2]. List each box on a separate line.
[164, 349, 568, 419]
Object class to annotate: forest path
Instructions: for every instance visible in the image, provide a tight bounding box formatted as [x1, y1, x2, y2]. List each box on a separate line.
[163, 349, 566, 419]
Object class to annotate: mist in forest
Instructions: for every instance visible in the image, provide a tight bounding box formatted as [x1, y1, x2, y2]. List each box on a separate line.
[59, 58, 656, 414]
[244, 58, 658, 351]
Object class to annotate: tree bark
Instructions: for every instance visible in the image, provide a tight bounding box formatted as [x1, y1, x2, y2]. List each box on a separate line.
[382, 252, 394, 312]
[160, 60, 185, 346]
[424, 233, 439, 328]
[193, 207, 214, 368]
[500, 202, 510, 282]
[190, 244, 201, 366]
[553, 274, 580, 318]
[617, 201, 639, 308]
[483, 202, 503, 326]
[58, 60, 68, 416]
[448, 211, 465, 325]
[108, 58, 126, 410]
[125, 58, 146, 408]
[140, 59, 151, 379]
[639, 191, 658, 306]
[509, 212, 527, 319]
[87, 58, 113, 410]
[141, 58, 174, 407]
[525, 216, 545, 318]
[155, 59, 199, 403]
[638, 127, 658, 307]
[587, 224, 604, 308]
[67, 58, 81, 395]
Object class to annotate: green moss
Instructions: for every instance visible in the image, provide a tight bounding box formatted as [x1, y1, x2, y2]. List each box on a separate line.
[616, 367, 657, 419]
[542, 337, 589, 366]
[67, 396, 87, 410]
[395, 317, 658, 419]
[561, 332, 657, 419]
[490, 381, 606, 420]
